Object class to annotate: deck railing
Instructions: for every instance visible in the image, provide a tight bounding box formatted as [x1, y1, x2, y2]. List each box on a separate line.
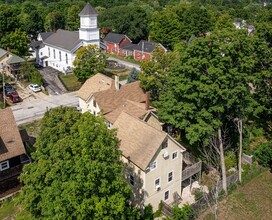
[182, 161, 202, 181]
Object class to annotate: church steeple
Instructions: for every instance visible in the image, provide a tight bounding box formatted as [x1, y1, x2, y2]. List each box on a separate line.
[79, 3, 100, 46]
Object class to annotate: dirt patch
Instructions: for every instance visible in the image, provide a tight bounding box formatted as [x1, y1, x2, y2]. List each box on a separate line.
[198, 170, 272, 220]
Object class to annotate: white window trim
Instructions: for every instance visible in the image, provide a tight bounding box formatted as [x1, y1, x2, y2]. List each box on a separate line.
[164, 190, 170, 201]
[168, 170, 173, 183]
[172, 151, 178, 160]
[154, 177, 160, 190]
[0, 160, 10, 171]
[149, 160, 157, 171]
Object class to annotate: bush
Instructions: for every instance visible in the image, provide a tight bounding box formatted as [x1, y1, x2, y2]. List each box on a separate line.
[143, 204, 154, 220]
[254, 141, 272, 169]
[224, 150, 237, 171]
[127, 68, 139, 83]
[172, 204, 195, 220]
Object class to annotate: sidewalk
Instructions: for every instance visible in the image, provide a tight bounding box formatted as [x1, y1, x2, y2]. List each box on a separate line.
[107, 57, 140, 71]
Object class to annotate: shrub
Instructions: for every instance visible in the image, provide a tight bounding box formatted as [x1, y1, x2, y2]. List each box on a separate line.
[172, 204, 195, 220]
[127, 68, 139, 83]
[224, 151, 237, 171]
[143, 204, 154, 220]
[254, 141, 272, 169]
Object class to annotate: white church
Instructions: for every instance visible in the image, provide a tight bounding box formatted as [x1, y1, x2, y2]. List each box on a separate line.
[30, 3, 100, 73]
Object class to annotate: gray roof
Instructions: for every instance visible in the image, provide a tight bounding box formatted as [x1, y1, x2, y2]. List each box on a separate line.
[40, 32, 54, 41]
[104, 33, 127, 44]
[79, 2, 97, 16]
[6, 54, 25, 64]
[134, 40, 156, 53]
[44, 29, 81, 51]
[30, 41, 42, 49]
[0, 48, 7, 58]
[120, 43, 136, 51]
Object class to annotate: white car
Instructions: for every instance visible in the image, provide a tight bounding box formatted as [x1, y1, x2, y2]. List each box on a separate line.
[28, 84, 42, 92]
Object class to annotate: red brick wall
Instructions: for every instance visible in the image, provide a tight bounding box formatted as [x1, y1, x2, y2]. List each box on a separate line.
[105, 42, 119, 54]
[134, 51, 151, 61]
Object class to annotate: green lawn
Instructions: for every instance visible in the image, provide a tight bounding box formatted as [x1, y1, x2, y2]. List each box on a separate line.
[200, 170, 272, 220]
[107, 54, 141, 65]
[59, 74, 82, 91]
[0, 196, 32, 220]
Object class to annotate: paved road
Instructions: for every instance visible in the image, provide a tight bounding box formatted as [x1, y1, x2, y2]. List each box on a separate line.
[39, 67, 67, 95]
[11, 92, 78, 125]
[107, 57, 140, 71]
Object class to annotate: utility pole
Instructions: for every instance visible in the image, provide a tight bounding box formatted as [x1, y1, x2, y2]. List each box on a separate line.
[1, 63, 6, 108]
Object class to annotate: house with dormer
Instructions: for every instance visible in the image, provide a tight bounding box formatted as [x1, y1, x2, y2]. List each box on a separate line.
[31, 3, 100, 73]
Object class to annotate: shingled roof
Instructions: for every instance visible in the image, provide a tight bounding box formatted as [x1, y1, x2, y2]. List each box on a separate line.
[79, 2, 97, 16]
[134, 40, 157, 53]
[113, 112, 167, 170]
[104, 33, 130, 44]
[0, 108, 26, 162]
[77, 73, 114, 101]
[44, 29, 81, 51]
[39, 32, 54, 41]
[93, 81, 146, 115]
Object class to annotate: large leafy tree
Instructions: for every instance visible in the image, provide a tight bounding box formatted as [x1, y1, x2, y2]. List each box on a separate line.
[157, 29, 270, 191]
[73, 45, 105, 82]
[44, 11, 65, 32]
[66, 4, 81, 31]
[0, 29, 30, 57]
[20, 107, 134, 219]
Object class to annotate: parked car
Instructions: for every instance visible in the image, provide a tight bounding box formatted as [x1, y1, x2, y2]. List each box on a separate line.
[28, 84, 41, 92]
[7, 92, 20, 103]
[4, 83, 16, 95]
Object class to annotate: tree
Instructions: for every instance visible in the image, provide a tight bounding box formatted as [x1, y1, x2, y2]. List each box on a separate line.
[66, 5, 81, 31]
[149, 9, 182, 50]
[139, 46, 178, 101]
[127, 68, 139, 83]
[0, 4, 19, 39]
[20, 107, 134, 219]
[20, 62, 42, 85]
[73, 45, 105, 82]
[0, 29, 30, 57]
[44, 11, 65, 32]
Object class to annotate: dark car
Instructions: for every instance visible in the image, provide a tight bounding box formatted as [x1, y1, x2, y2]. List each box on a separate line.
[7, 92, 20, 103]
[4, 83, 16, 95]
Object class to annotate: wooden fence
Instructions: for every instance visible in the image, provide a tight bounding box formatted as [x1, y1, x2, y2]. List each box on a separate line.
[191, 172, 239, 214]
[242, 153, 253, 165]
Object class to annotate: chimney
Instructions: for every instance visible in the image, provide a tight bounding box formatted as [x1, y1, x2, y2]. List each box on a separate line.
[145, 92, 150, 110]
[115, 75, 120, 91]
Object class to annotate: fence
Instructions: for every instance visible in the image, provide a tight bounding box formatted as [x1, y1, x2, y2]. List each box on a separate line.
[191, 172, 239, 214]
[242, 153, 253, 165]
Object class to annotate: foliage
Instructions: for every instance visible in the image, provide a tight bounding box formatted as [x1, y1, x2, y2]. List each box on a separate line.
[140, 46, 178, 101]
[172, 204, 195, 220]
[66, 5, 81, 31]
[59, 73, 82, 91]
[0, 29, 30, 57]
[224, 151, 237, 171]
[127, 68, 139, 83]
[73, 45, 105, 82]
[19, 107, 134, 219]
[143, 204, 154, 220]
[99, 5, 149, 42]
[20, 62, 42, 86]
[254, 141, 272, 169]
[44, 11, 65, 32]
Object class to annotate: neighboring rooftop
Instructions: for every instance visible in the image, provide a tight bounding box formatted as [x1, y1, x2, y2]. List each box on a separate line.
[113, 111, 167, 170]
[39, 32, 54, 41]
[44, 29, 81, 51]
[77, 73, 114, 101]
[0, 48, 25, 64]
[79, 2, 97, 16]
[0, 108, 26, 162]
[93, 81, 146, 115]
[30, 41, 43, 49]
[134, 40, 157, 53]
[103, 33, 129, 44]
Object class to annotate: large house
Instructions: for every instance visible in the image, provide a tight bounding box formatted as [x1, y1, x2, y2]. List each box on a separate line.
[0, 48, 25, 77]
[103, 33, 167, 61]
[0, 108, 30, 197]
[77, 73, 202, 210]
[31, 3, 99, 73]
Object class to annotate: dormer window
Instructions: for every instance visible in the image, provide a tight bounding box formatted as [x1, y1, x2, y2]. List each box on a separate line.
[149, 161, 157, 171]
[0, 161, 9, 171]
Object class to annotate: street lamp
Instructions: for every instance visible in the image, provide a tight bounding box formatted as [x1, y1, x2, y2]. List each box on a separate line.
[1, 63, 6, 108]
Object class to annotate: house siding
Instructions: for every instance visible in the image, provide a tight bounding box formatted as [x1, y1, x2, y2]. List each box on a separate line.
[134, 50, 151, 61]
[79, 97, 101, 115]
[105, 37, 131, 55]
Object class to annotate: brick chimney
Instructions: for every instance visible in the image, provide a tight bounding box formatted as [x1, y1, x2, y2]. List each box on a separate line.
[115, 75, 120, 91]
[145, 92, 150, 110]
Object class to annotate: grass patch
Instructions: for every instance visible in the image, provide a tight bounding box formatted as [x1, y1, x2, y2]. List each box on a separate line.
[59, 74, 82, 91]
[108, 54, 141, 65]
[199, 169, 272, 220]
[0, 196, 32, 220]
[19, 120, 41, 138]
